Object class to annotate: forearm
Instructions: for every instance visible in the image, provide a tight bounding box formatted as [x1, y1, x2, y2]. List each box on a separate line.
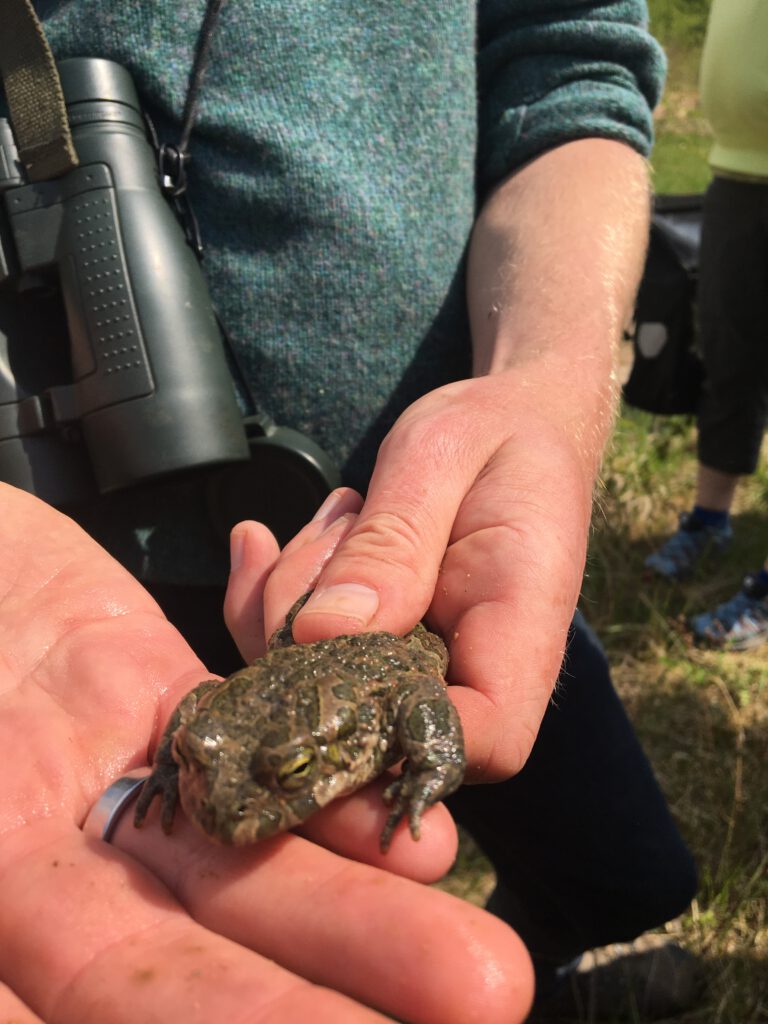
[467, 138, 651, 476]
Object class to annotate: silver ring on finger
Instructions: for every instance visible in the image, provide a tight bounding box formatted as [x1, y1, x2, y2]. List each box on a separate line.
[81, 767, 151, 843]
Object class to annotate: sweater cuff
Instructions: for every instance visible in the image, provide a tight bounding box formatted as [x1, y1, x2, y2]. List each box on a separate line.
[477, 8, 666, 196]
[479, 78, 657, 193]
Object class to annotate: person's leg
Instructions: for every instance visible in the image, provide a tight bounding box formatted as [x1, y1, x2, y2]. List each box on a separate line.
[448, 613, 697, 986]
[696, 177, 768, 480]
[678, 178, 768, 643]
[694, 463, 740, 513]
[645, 178, 768, 580]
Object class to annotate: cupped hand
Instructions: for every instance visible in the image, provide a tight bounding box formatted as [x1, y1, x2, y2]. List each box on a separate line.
[0, 484, 533, 1024]
[226, 370, 597, 783]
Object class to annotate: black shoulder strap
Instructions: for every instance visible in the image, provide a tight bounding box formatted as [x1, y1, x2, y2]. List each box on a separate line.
[0, 0, 78, 180]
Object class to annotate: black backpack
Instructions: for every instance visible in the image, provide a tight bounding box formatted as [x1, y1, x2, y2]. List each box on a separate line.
[623, 193, 705, 415]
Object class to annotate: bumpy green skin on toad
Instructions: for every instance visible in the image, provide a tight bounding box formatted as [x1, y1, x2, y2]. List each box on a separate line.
[134, 594, 465, 851]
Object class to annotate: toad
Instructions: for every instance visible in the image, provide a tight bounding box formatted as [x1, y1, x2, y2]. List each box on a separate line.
[134, 594, 466, 851]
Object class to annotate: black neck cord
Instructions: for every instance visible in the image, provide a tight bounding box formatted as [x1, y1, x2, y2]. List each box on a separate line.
[156, 0, 228, 254]
[178, 0, 228, 155]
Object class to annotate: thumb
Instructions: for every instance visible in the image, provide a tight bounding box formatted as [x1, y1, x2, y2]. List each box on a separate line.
[291, 411, 480, 643]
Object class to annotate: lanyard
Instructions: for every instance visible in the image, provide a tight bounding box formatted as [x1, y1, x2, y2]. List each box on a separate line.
[155, 0, 228, 255]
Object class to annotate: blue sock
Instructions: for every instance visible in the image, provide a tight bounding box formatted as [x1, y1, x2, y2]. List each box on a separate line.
[692, 505, 730, 529]
[757, 568, 768, 588]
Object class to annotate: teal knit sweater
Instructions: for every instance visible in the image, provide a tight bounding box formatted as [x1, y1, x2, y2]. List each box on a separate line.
[35, 0, 664, 583]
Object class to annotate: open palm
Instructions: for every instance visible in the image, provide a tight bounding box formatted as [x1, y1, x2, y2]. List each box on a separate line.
[0, 484, 532, 1024]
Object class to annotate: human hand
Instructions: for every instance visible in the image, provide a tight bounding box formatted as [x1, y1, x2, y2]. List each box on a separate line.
[225, 370, 596, 785]
[0, 483, 532, 1024]
[227, 141, 650, 786]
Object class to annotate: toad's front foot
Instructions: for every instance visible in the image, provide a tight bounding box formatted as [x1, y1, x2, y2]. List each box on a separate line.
[133, 762, 180, 835]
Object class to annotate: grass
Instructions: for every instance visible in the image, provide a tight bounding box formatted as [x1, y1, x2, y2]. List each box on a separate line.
[647, 0, 714, 195]
[651, 131, 712, 195]
[436, 6, 767, 1021]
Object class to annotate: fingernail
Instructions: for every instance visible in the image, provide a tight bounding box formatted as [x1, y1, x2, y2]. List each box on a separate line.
[303, 583, 380, 625]
[230, 528, 246, 572]
[319, 510, 356, 538]
[311, 489, 346, 524]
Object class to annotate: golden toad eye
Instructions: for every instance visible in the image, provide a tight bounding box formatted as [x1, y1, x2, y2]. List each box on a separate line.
[277, 748, 316, 790]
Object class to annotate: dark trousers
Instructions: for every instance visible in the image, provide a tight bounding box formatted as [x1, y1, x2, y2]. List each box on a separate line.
[149, 585, 697, 983]
[697, 175, 768, 476]
[447, 612, 697, 984]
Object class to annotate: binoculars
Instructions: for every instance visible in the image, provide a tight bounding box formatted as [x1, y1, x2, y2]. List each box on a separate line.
[0, 57, 253, 506]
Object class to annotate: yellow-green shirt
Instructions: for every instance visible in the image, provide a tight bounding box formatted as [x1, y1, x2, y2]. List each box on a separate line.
[699, 0, 768, 179]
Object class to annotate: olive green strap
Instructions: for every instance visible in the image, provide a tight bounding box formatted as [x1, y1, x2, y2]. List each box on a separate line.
[0, 0, 78, 180]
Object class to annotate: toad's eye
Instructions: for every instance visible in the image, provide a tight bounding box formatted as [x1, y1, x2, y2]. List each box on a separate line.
[277, 748, 316, 790]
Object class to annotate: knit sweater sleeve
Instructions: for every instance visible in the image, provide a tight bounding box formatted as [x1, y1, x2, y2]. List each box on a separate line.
[477, 0, 666, 194]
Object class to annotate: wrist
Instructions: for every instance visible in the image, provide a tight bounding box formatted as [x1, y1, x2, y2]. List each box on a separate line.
[475, 343, 620, 484]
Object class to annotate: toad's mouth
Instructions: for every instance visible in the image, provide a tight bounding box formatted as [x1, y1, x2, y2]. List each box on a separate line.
[180, 760, 387, 845]
[179, 771, 321, 845]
